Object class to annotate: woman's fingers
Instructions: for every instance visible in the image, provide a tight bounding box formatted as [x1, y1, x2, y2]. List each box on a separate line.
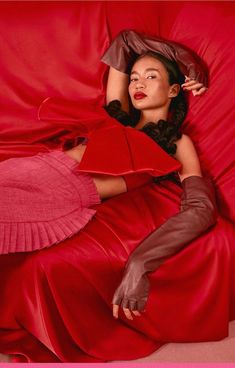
[112, 304, 141, 319]
[182, 81, 203, 88]
[182, 77, 208, 96]
[123, 308, 141, 319]
[192, 87, 208, 96]
[123, 307, 133, 320]
[113, 304, 119, 319]
[132, 310, 141, 316]
[182, 79, 202, 87]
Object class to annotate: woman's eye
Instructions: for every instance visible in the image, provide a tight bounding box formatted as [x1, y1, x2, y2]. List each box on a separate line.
[130, 75, 156, 82]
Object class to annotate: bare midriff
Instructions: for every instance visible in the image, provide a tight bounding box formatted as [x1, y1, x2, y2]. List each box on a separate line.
[64, 144, 127, 199]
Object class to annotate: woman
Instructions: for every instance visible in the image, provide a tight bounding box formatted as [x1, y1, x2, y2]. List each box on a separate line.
[42, 40, 217, 321]
[99, 30, 217, 321]
[0, 28, 218, 361]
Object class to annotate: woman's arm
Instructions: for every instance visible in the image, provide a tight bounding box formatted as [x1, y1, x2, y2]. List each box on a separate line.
[173, 134, 202, 181]
[112, 134, 218, 320]
[106, 66, 130, 113]
[101, 30, 208, 87]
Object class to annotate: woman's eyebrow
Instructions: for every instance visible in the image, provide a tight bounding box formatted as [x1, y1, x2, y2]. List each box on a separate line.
[130, 68, 161, 75]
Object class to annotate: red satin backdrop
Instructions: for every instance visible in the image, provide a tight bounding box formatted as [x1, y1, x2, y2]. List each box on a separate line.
[0, 1, 108, 159]
[0, 1, 235, 363]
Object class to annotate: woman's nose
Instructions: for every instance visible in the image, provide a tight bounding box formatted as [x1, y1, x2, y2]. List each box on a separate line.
[135, 79, 146, 89]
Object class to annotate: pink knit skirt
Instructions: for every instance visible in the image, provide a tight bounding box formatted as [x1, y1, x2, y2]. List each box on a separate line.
[0, 150, 101, 254]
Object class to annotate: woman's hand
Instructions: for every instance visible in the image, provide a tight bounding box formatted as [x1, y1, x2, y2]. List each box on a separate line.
[113, 304, 142, 321]
[112, 268, 149, 320]
[181, 76, 208, 96]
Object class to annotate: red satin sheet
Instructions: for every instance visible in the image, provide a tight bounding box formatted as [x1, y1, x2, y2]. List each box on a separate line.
[0, 1, 235, 363]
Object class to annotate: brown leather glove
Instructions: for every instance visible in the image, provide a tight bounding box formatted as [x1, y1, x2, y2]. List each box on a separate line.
[112, 175, 218, 313]
[101, 29, 208, 87]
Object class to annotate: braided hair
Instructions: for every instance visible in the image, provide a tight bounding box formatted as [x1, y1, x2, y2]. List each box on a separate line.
[104, 51, 188, 185]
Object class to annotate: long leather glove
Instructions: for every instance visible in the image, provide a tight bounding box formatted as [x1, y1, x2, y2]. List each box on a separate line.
[112, 175, 218, 313]
[101, 29, 208, 87]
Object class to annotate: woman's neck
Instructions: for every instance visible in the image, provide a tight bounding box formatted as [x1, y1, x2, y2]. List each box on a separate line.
[135, 107, 169, 130]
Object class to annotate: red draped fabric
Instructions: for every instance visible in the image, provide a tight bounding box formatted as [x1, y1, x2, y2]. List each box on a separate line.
[0, 1, 234, 362]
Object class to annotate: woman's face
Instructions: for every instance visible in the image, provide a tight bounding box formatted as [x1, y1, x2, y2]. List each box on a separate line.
[128, 55, 178, 111]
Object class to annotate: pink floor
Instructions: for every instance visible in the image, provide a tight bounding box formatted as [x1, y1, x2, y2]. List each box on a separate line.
[1, 321, 234, 363]
[113, 321, 235, 363]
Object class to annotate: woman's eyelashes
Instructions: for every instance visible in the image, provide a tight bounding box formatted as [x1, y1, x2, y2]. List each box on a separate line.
[147, 75, 156, 79]
[130, 75, 157, 83]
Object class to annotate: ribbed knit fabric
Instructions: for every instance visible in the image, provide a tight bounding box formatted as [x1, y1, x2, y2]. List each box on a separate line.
[0, 150, 101, 254]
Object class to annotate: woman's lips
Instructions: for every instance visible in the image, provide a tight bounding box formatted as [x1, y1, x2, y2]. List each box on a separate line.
[134, 92, 147, 100]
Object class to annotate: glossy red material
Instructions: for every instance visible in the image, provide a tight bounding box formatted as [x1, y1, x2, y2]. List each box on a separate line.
[0, 1, 235, 363]
[78, 125, 181, 176]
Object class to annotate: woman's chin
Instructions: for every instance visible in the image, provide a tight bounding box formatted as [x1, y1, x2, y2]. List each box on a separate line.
[132, 99, 148, 109]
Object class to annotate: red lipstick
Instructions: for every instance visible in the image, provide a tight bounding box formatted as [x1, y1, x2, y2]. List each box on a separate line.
[134, 92, 147, 100]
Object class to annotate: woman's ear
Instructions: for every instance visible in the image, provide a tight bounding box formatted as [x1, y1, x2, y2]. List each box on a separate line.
[169, 83, 181, 98]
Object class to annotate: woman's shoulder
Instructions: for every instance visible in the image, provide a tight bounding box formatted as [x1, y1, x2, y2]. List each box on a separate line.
[173, 133, 197, 157]
[175, 133, 193, 146]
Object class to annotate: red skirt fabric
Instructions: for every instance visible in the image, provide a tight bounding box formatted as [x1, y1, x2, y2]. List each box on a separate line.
[0, 180, 233, 363]
[0, 150, 100, 254]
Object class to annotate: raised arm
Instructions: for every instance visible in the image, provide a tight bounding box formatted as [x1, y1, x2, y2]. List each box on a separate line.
[112, 134, 218, 320]
[106, 66, 130, 113]
[101, 29, 208, 88]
